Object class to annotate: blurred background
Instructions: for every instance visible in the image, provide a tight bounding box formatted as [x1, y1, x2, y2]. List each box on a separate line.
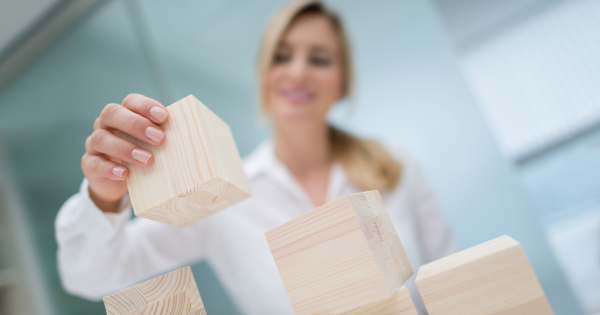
[0, 0, 598, 314]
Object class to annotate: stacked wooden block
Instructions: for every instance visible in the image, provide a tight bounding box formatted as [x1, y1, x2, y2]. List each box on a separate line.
[118, 95, 252, 228]
[265, 190, 418, 315]
[416, 235, 554, 315]
[265, 190, 555, 314]
[103, 267, 206, 315]
[334, 286, 418, 315]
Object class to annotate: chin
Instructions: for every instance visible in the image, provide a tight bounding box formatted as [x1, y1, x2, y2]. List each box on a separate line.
[274, 109, 316, 125]
[270, 100, 328, 126]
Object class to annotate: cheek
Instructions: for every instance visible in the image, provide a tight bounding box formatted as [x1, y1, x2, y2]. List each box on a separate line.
[316, 68, 343, 100]
[267, 68, 281, 93]
[265, 68, 283, 109]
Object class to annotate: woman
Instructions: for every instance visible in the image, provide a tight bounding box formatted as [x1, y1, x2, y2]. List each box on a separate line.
[55, 1, 457, 314]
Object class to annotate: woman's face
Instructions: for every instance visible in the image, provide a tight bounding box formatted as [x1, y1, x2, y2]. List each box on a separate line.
[266, 14, 343, 126]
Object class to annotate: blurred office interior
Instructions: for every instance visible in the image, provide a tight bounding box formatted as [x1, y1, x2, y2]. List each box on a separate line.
[0, 0, 598, 314]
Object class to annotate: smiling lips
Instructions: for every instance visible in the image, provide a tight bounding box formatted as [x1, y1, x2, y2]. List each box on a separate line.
[281, 89, 315, 104]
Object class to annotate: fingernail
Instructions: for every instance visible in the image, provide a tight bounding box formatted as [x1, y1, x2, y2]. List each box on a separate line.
[132, 149, 152, 163]
[112, 166, 126, 177]
[150, 107, 168, 121]
[146, 127, 164, 142]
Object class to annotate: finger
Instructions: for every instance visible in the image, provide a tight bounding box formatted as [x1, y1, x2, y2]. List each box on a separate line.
[98, 103, 165, 145]
[94, 117, 101, 131]
[86, 129, 154, 166]
[122, 93, 168, 124]
[95, 116, 123, 136]
[82, 153, 129, 181]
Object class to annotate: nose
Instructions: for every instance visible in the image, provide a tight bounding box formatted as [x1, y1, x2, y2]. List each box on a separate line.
[287, 53, 309, 83]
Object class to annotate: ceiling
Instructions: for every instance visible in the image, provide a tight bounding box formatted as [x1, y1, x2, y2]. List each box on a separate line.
[0, 0, 59, 58]
[432, 0, 561, 49]
[0, 0, 101, 88]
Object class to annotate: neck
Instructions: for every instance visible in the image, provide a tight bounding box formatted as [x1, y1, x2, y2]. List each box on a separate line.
[274, 121, 331, 173]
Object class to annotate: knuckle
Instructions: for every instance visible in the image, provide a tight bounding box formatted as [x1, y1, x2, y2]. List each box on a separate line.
[84, 154, 96, 169]
[81, 154, 88, 168]
[90, 157, 102, 173]
[100, 103, 119, 119]
[90, 129, 108, 145]
[126, 114, 146, 131]
[139, 97, 154, 111]
[123, 93, 137, 102]
[123, 93, 140, 107]
[81, 155, 92, 175]
[114, 139, 131, 156]
[103, 161, 114, 176]
[85, 136, 92, 150]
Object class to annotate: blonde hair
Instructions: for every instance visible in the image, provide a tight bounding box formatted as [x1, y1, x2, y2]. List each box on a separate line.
[258, 0, 401, 191]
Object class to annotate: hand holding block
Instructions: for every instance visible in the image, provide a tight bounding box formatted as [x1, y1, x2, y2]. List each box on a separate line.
[334, 286, 417, 315]
[415, 235, 553, 315]
[119, 95, 252, 228]
[265, 190, 413, 315]
[103, 266, 206, 315]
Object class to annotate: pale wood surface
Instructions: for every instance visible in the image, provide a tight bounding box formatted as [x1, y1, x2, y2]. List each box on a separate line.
[415, 235, 554, 315]
[265, 190, 413, 315]
[334, 286, 417, 315]
[119, 95, 251, 228]
[103, 266, 205, 315]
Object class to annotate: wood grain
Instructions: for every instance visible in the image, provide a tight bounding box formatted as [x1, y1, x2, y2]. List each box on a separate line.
[103, 266, 206, 315]
[334, 286, 417, 315]
[415, 235, 554, 315]
[265, 190, 413, 315]
[118, 95, 251, 228]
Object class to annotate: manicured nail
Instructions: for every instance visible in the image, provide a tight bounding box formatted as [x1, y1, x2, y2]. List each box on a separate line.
[132, 149, 152, 163]
[146, 127, 164, 142]
[112, 166, 126, 177]
[150, 107, 168, 121]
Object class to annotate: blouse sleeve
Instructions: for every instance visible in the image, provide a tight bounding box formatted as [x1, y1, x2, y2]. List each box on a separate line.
[55, 178, 210, 300]
[409, 161, 459, 263]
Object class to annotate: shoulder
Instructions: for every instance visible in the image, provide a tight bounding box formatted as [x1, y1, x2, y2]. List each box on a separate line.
[379, 141, 419, 171]
[378, 141, 426, 192]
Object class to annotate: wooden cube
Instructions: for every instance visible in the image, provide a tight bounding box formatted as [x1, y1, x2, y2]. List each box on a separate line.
[415, 235, 553, 315]
[119, 95, 252, 228]
[335, 286, 417, 315]
[265, 190, 414, 315]
[103, 266, 205, 315]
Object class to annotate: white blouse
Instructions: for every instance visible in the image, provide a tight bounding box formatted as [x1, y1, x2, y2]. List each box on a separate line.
[55, 141, 457, 315]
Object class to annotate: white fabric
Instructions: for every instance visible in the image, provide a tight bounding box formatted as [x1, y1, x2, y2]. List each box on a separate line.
[545, 206, 600, 314]
[55, 141, 457, 315]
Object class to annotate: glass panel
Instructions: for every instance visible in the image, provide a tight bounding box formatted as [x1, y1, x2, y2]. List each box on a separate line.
[0, 0, 157, 314]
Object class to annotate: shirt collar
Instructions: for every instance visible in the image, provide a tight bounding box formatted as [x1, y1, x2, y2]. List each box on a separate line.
[242, 140, 275, 180]
[243, 140, 351, 208]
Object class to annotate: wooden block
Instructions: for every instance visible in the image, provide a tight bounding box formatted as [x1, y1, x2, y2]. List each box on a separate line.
[265, 190, 413, 315]
[119, 95, 252, 228]
[103, 266, 205, 315]
[415, 235, 554, 315]
[333, 286, 417, 315]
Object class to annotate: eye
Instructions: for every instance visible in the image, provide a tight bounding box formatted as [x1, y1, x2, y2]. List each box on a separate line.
[274, 51, 291, 64]
[309, 55, 331, 67]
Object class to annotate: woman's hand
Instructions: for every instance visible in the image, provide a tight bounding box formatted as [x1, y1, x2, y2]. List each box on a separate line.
[82, 93, 168, 212]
